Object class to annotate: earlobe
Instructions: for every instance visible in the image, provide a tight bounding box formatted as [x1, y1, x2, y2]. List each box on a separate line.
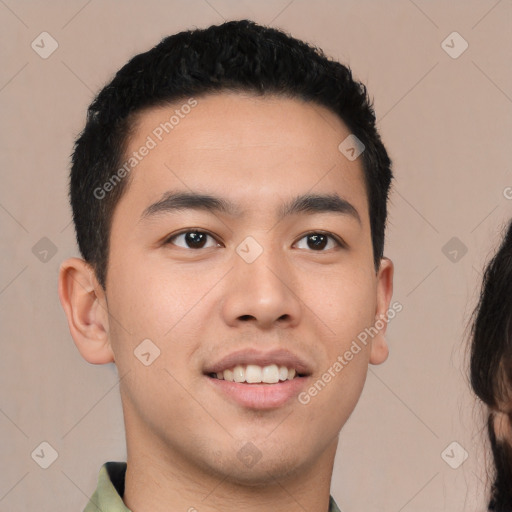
[369, 336, 389, 365]
[369, 257, 394, 366]
[58, 257, 114, 364]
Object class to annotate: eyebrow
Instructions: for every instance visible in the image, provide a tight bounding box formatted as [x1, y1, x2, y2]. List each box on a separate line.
[140, 190, 361, 224]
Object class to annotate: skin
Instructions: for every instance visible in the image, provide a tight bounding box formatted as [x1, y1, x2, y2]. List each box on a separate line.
[59, 92, 393, 512]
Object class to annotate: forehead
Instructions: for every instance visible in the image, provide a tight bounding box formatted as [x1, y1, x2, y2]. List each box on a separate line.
[115, 92, 368, 223]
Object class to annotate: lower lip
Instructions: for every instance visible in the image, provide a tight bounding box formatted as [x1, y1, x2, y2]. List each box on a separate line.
[206, 376, 309, 409]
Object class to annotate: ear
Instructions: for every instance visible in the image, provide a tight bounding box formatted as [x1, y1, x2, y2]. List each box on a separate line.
[369, 257, 394, 365]
[58, 257, 114, 364]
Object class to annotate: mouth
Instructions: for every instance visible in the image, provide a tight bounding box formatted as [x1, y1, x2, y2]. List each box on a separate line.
[202, 348, 312, 408]
[207, 364, 307, 384]
[204, 359, 311, 409]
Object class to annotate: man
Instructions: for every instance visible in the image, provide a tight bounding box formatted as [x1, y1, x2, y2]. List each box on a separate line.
[58, 19, 394, 512]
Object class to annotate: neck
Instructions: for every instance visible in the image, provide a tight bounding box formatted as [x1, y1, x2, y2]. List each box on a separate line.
[122, 410, 338, 512]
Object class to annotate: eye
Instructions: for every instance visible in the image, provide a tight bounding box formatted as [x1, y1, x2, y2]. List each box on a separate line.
[164, 229, 221, 250]
[294, 232, 344, 251]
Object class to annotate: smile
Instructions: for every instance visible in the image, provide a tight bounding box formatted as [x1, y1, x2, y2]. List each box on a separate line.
[210, 364, 303, 384]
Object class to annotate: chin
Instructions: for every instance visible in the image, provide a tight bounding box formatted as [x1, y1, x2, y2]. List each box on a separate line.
[205, 445, 308, 486]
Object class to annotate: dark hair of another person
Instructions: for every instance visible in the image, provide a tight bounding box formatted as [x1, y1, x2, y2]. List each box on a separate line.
[470, 219, 512, 511]
[69, 19, 393, 290]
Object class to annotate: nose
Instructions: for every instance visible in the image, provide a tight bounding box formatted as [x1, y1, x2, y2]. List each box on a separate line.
[220, 242, 302, 330]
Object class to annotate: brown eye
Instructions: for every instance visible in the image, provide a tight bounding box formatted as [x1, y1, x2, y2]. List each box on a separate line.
[295, 232, 342, 251]
[165, 230, 220, 249]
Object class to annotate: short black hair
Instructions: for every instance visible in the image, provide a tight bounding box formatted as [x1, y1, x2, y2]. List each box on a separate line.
[69, 19, 393, 289]
[470, 219, 512, 510]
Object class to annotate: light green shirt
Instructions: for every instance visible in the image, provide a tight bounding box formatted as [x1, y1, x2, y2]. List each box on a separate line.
[84, 461, 342, 512]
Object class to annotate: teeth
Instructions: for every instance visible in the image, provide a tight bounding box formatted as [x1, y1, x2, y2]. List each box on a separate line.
[233, 365, 245, 383]
[213, 364, 301, 383]
[262, 364, 279, 383]
[245, 364, 263, 383]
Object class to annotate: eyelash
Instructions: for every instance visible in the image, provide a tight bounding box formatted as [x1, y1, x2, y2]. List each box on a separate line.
[164, 229, 345, 251]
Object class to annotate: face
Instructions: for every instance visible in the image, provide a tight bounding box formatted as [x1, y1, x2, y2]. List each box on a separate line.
[62, 92, 393, 484]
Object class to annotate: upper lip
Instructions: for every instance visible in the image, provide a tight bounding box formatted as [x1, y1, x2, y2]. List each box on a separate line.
[203, 348, 312, 376]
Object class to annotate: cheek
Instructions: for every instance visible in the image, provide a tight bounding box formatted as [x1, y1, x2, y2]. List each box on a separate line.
[293, 268, 376, 413]
[297, 342, 370, 440]
[107, 253, 199, 340]
[106, 254, 216, 391]
[305, 266, 377, 349]
[106, 259, 202, 425]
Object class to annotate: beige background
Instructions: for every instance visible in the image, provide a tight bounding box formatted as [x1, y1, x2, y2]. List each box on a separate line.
[1, 1, 511, 510]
